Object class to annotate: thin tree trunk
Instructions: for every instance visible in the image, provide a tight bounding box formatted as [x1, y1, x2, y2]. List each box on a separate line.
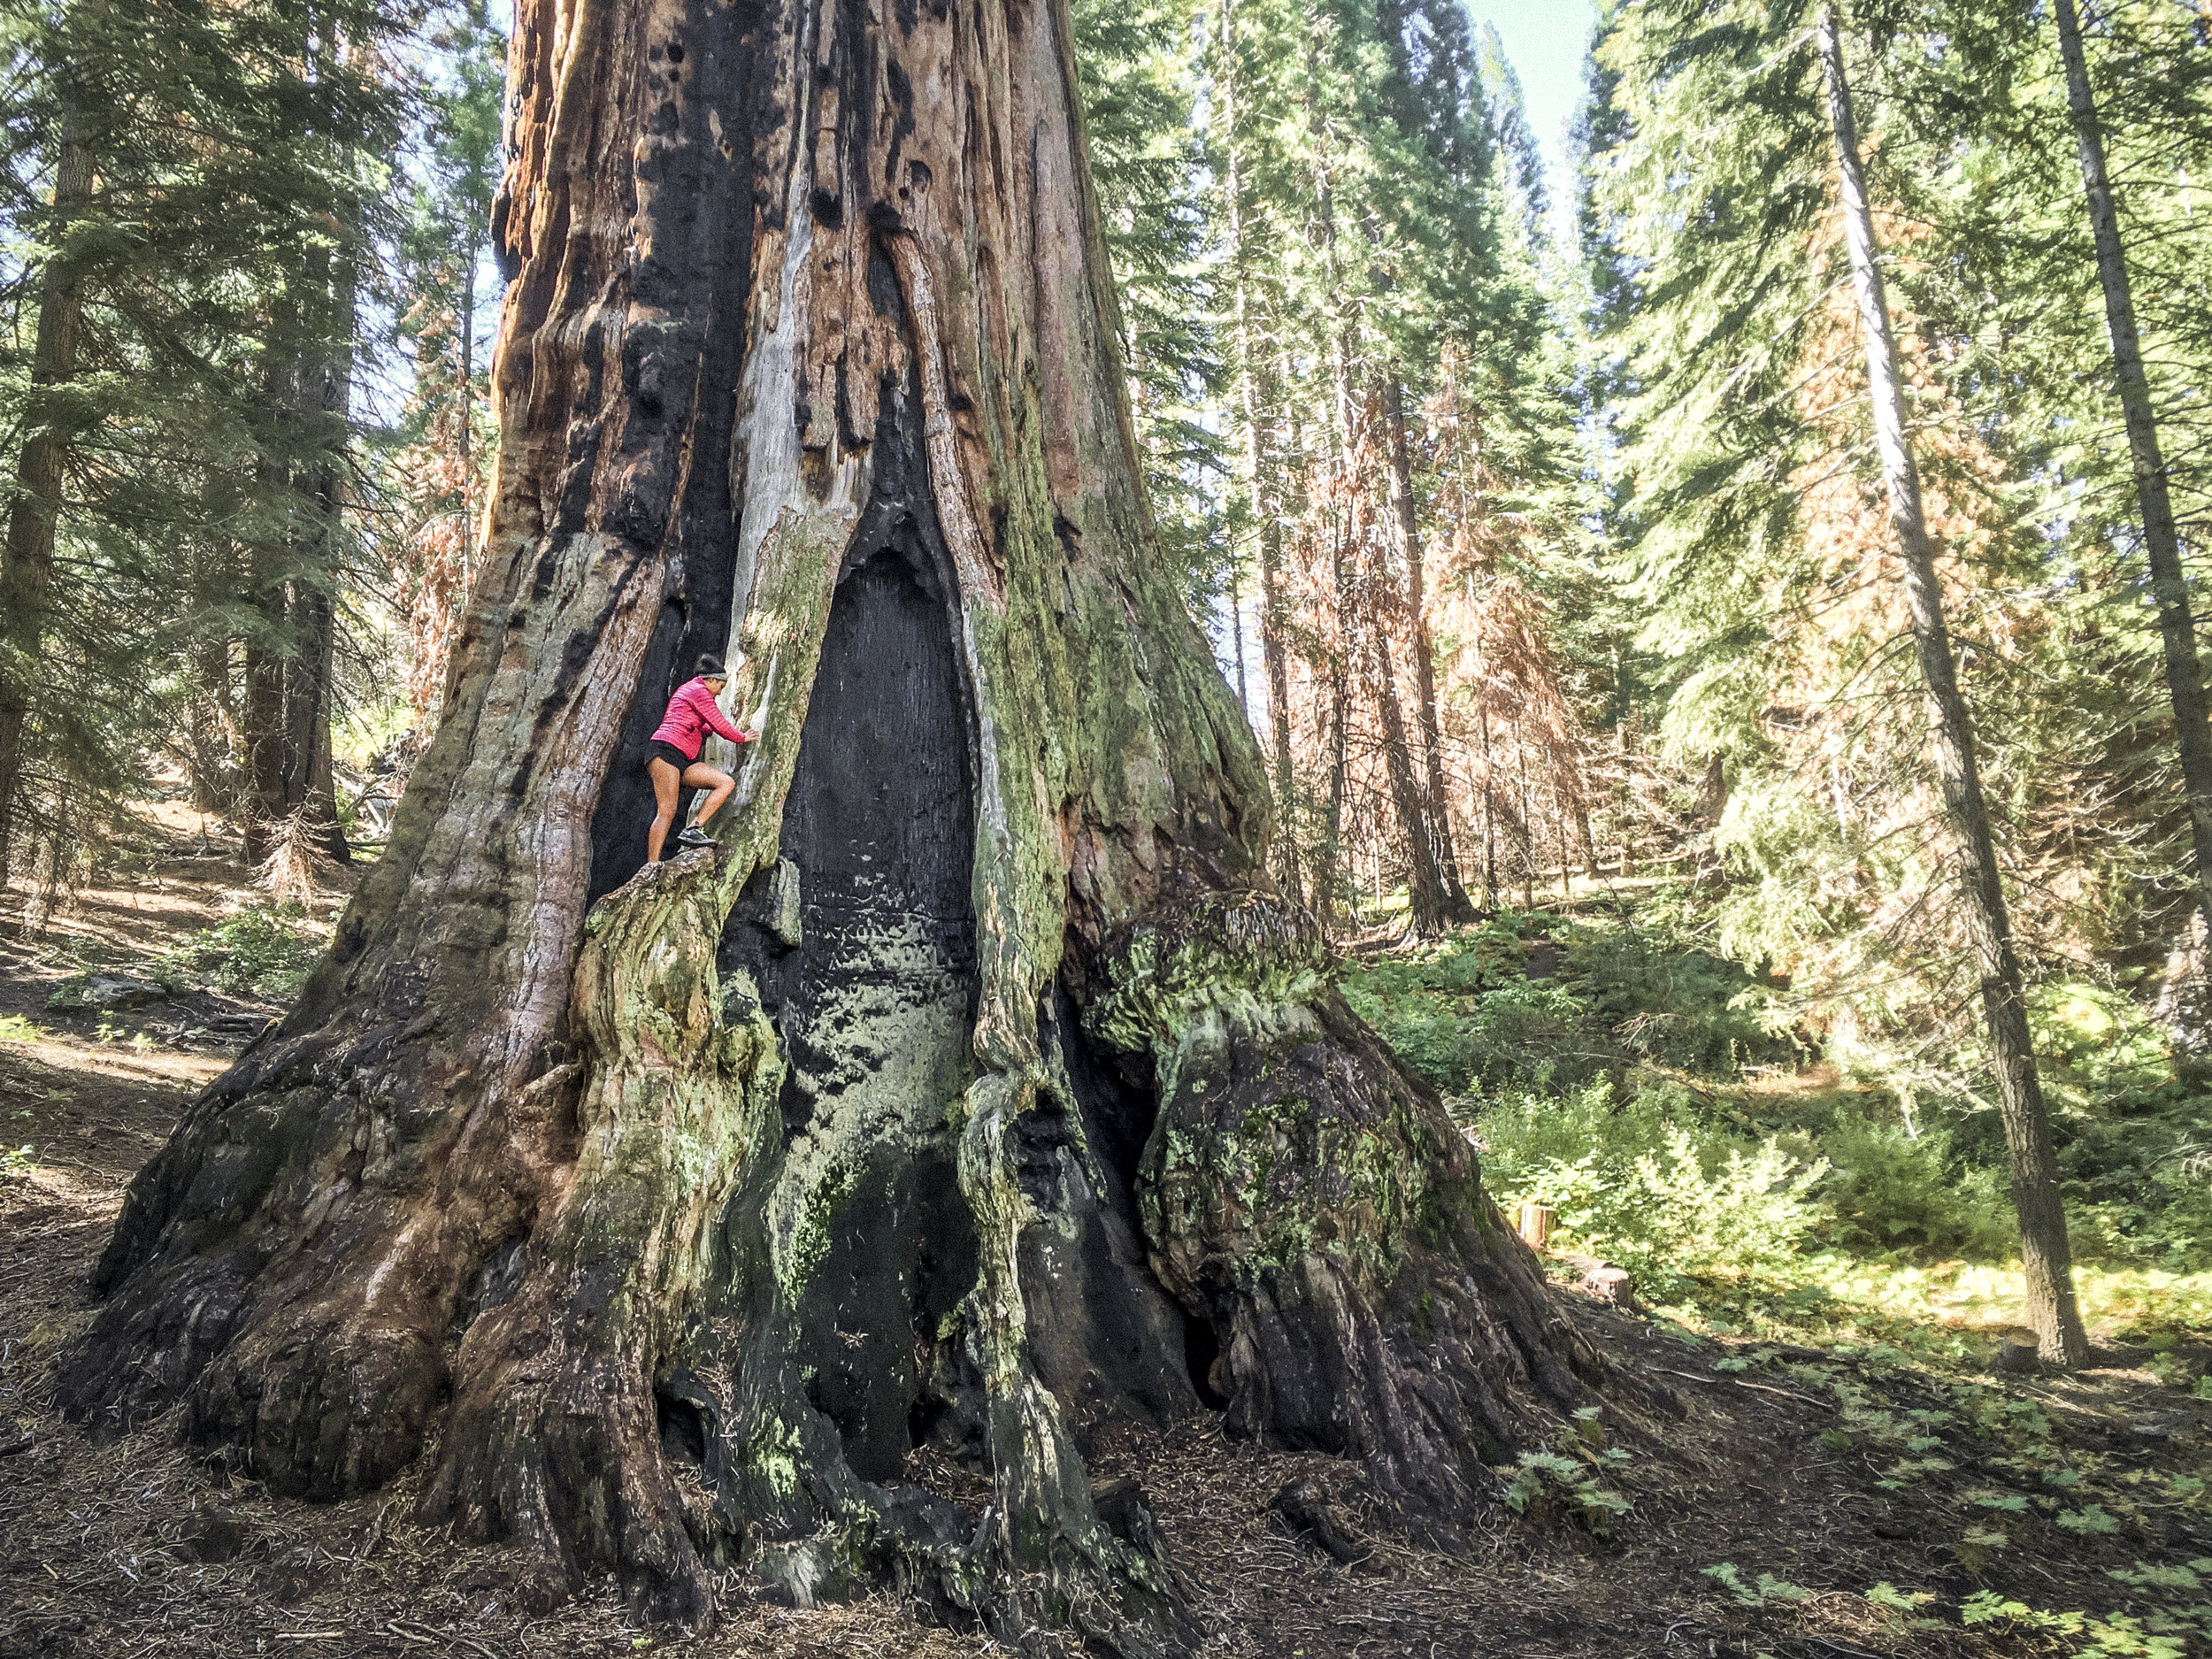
[241, 366, 291, 865]
[250, 25, 357, 868]
[240, 641, 288, 860]
[1258, 472, 1302, 904]
[242, 248, 305, 866]
[187, 634, 236, 814]
[1315, 142, 1359, 933]
[0, 70, 96, 879]
[1219, 0, 1302, 907]
[1229, 558, 1248, 709]
[1316, 160, 1355, 930]
[1371, 624, 1452, 933]
[1311, 150, 1449, 935]
[1517, 729, 1534, 910]
[282, 572, 344, 859]
[1479, 707, 1497, 906]
[459, 243, 475, 485]
[1819, 3, 2086, 1366]
[1324, 614, 1349, 926]
[2052, 0, 2212, 965]
[1278, 398, 1310, 903]
[282, 582, 334, 810]
[284, 252, 354, 861]
[1379, 374, 1474, 925]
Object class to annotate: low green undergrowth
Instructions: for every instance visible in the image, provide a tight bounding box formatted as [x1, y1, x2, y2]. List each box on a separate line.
[1342, 902, 2212, 1313]
[151, 903, 324, 1002]
[1772, 1351, 2210, 1654]
[1476, 1079, 1831, 1283]
[1376, 908, 2212, 1644]
[1343, 910, 1800, 1097]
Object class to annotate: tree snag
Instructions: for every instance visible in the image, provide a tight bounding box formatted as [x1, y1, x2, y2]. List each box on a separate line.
[58, 0, 1607, 1644]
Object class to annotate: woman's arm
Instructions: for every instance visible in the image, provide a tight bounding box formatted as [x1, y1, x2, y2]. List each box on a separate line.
[695, 683, 746, 745]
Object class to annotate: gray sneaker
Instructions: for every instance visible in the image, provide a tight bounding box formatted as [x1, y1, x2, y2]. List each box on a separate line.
[675, 826, 716, 849]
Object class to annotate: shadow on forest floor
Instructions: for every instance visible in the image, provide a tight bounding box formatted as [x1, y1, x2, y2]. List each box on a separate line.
[2, 807, 2210, 1657]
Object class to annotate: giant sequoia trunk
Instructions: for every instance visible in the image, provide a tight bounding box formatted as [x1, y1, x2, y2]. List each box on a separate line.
[58, 0, 1603, 1645]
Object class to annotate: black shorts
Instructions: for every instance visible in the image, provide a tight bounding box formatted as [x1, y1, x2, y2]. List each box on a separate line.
[646, 739, 691, 771]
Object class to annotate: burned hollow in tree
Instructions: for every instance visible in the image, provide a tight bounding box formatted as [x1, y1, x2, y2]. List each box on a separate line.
[704, 528, 992, 1494]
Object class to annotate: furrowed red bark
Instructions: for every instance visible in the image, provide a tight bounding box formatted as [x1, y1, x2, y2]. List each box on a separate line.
[59, 0, 1610, 1641]
[1817, 3, 2087, 1367]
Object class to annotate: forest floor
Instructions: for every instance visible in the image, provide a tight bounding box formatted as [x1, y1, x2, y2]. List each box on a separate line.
[3, 805, 2210, 1657]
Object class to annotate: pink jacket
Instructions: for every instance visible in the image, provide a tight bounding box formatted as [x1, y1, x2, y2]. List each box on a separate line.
[651, 677, 746, 762]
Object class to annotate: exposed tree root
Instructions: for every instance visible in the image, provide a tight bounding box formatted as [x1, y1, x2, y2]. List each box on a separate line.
[1091, 895, 1612, 1534]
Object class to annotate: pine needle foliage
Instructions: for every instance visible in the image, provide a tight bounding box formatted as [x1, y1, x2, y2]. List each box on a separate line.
[0, 0, 409, 889]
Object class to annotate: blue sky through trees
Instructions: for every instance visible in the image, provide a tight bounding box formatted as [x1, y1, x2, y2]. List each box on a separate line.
[1465, 0, 1600, 238]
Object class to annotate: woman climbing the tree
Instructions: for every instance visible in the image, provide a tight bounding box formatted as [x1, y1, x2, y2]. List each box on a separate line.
[644, 652, 752, 862]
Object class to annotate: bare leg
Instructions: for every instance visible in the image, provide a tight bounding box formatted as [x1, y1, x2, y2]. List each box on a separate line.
[682, 762, 735, 832]
[645, 758, 680, 863]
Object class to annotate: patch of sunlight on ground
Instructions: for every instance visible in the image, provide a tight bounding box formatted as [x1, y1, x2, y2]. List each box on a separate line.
[1811, 1256, 2212, 1335]
[1678, 1256, 2212, 1360]
[1612, 1251, 2212, 1370]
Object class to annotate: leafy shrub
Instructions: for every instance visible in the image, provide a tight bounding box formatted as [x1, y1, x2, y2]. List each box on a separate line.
[1478, 1079, 1828, 1285]
[1804, 1113, 2015, 1261]
[1341, 916, 1556, 1093]
[2032, 980, 2172, 1107]
[1855, 968, 2212, 1269]
[1701, 1563, 1809, 1608]
[154, 904, 323, 1002]
[1352, 904, 2212, 1278]
[1463, 979, 1596, 1094]
[1502, 1448, 1632, 1534]
[2055, 1070, 2212, 1271]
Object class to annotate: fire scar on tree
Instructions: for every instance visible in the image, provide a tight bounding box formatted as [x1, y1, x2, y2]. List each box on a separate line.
[55, 0, 1616, 1647]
